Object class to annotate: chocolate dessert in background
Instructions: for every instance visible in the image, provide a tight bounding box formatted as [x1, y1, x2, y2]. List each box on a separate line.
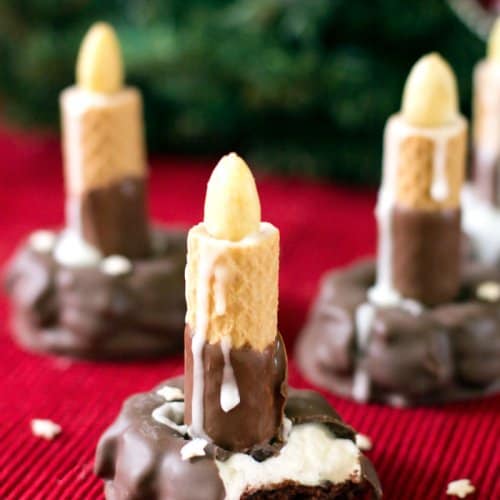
[296, 53, 500, 405]
[4, 22, 186, 359]
[95, 153, 382, 499]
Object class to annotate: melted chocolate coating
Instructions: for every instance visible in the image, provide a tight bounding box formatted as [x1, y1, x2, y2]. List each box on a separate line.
[4, 228, 186, 360]
[81, 177, 151, 259]
[184, 329, 287, 453]
[392, 206, 461, 305]
[95, 376, 382, 499]
[296, 260, 500, 405]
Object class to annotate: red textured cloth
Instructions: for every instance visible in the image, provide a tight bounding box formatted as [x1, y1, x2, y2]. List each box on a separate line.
[0, 126, 498, 500]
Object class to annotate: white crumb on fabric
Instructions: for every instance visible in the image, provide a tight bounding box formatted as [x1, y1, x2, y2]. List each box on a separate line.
[446, 479, 476, 498]
[181, 438, 208, 461]
[100, 255, 132, 276]
[31, 419, 62, 440]
[476, 281, 500, 302]
[157, 385, 184, 402]
[355, 433, 373, 451]
[29, 230, 57, 253]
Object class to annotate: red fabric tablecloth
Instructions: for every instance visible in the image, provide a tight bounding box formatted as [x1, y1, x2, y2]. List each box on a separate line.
[0, 128, 498, 500]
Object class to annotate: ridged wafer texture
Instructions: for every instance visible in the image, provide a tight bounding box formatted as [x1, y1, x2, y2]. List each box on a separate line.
[392, 117, 467, 210]
[61, 87, 146, 195]
[473, 61, 500, 155]
[185, 222, 279, 351]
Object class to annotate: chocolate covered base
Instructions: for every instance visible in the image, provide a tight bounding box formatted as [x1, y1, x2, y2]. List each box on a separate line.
[4, 228, 186, 360]
[296, 260, 500, 406]
[95, 376, 382, 499]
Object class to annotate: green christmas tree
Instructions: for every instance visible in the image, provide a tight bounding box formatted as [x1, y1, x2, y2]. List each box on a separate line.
[0, 0, 483, 182]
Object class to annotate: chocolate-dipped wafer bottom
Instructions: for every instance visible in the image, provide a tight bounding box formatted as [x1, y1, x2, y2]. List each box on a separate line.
[95, 376, 382, 499]
[184, 329, 287, 453]
[4, 227, 186, 360]
[296, 260, 500, 406]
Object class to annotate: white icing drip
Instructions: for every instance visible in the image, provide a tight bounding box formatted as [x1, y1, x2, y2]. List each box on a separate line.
[355, 303, 375, 350]
[152, 401, 188, 435]
[190, 240, 225, 438]
[463, 184, 500, 264]
[54, 196, 102, 267]
[370, 114, 466, 305]
[281, 417, 293, 441]
[29, 230, 57, 253]
[215, 423, 361, 500]
[157, 386, 184, 402]
[181, 438, 208, 461]
[220, 336, 240, 413]
[352, 370, 371, 404]
[101, 255, 132, 276]
[352, 303, 375, 403]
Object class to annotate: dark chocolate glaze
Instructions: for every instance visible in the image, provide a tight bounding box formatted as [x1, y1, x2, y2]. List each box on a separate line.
[392, 206, 461, 306]
[184, 329, 287, 453]
[4, 228, 186, 360]
[81, 176, 151, 259]
[296, 259, 500, 406]
[95, 376, 382, 500]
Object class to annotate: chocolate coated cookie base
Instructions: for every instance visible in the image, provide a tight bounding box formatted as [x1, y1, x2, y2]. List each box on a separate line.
[296, 260, 500, 406]
[4, 228, 186, 360]
[95, 376, 382, 500]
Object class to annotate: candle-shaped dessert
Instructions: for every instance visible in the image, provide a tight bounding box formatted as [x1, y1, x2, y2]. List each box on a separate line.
[5, 23, 187, 359]
[95, 154, 382, 499]
[297, 54, 499, 405]
[371, 53, 467, 306]
[184, 153, 286, 451]
[472, 18, 500, 205]
[463, 18, 500, 264]
[56, 22, 150, 264]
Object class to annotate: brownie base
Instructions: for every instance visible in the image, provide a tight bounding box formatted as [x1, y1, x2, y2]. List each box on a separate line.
[4, 227, 186, 360]
[295, 259, 500, 406]
[95, 376, 382, 500]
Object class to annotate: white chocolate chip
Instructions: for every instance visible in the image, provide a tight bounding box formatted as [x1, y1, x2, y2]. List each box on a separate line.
[157, 385, 184, 402]
[355, 433, 373, 451]
[31, 419, 62, 440]
[181, 438, 208, 461]
[446, 479, 476, 498]
[100, 255, 132, 276]
[476, 281, 500, 302]
[29, 230, 57, 253]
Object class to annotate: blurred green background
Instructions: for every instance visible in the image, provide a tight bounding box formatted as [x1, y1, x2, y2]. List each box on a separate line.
[0, 1, 488, 182]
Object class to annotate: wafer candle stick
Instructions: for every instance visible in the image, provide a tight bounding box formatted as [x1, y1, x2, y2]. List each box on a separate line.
[184, 153, 286, 451]
[472, 18, 500, 206]
[370, 53, 467, 306]
[56, 22, 150, 265]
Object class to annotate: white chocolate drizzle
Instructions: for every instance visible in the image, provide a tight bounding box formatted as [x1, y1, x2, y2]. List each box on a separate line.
[152, 401, 188, 435]
[181, 438, 208, 461]
[54, 196, 102, 267]
[156, 385, 185, 402]
[220, 336, 240, 413]
[29, 230, 57, 253]
[190, 239, 226, 438]
[351, 302, 375, 402]
[101, 255, 132, 276]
